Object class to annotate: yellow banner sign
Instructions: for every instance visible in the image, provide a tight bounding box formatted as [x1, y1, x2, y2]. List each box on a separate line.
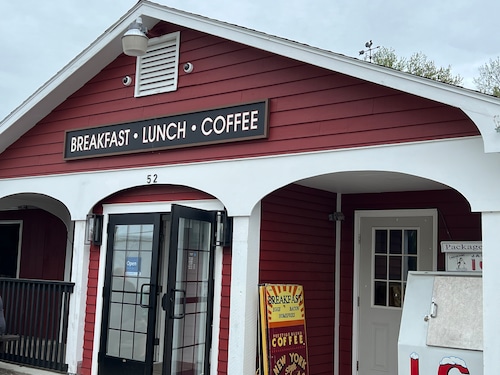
[258, 284, 309, 375]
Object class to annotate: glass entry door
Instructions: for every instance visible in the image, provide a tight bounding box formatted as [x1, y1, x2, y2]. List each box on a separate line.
[98, 206, 217, 375]
[162, 205, 217, 375]
[99, 213, 162, 375]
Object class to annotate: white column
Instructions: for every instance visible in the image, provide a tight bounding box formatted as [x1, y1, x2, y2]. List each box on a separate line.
[65, 220, 90, 374]
[227, 204, 261, 375]
[482, 211, 500, 374]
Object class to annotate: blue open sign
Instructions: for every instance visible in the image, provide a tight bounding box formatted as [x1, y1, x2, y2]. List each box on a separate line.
[125, 257, 141, 275]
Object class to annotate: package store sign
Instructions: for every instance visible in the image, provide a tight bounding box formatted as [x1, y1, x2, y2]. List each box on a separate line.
[441, 241, 482, 272]
[64, 100, 269, 160]
[441, 242, 482, 253]
[258, 284, 309, 375]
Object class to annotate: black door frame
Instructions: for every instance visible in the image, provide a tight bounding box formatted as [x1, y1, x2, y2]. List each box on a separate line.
[98, 213, 162, 375]
[162, 204, 218, 375]
[98, 206, 219, 375]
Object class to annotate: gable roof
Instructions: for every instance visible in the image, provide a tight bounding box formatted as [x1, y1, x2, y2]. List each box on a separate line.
[2, 0, 500, 154]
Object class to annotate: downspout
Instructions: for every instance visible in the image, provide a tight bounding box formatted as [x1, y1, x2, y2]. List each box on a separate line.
[334, 193, 342, 375]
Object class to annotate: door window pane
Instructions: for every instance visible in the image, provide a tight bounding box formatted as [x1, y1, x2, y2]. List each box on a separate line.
[389, 230, 402, 254]
[372, 228, 419, 309]
[170, 218, 212, 375]
[107, 330, 120, 357]
[374, 230, 387, 254]
[404, 230, 418, 254]
[374, 255, 387, 279]
[404, 256, 418, 280]
[389, 282, 402, 307]
[374, 281, 387, 306]
[106, 224, 154, 361]
[389, 256, 402, 280]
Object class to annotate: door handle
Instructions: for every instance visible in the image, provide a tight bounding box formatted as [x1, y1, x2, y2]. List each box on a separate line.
[139, 283, 154, 308]
[424, 299, 438, 321]
[171, 289, 186, 319]
[161, 293, 168, 311]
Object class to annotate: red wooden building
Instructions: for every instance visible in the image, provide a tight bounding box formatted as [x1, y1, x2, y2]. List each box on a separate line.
[0, 1, 499, 374]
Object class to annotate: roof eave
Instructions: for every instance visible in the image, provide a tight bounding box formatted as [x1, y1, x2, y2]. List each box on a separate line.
[0, 2, 157, 154]
[2, 0, 500, 155]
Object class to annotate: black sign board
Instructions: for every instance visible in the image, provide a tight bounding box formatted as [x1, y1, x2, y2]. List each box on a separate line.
[64, 100, 269, 160]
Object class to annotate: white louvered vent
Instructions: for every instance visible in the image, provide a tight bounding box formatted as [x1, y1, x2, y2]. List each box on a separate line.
[135, 32, 180, 97]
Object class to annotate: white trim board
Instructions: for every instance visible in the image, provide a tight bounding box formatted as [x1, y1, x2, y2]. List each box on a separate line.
[352, 209, 438, 375]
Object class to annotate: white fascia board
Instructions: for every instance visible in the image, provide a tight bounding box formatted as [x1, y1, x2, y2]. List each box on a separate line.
[1, 136, 500, 220]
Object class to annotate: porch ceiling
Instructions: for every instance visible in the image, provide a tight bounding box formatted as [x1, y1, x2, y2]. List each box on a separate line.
[297, 171, 448, 194]
[0, 193, 72, 229]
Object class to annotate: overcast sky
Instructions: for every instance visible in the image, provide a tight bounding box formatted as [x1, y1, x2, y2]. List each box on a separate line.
[1, 0, 499, 121]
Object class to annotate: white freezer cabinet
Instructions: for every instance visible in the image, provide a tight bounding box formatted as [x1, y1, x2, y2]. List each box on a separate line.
[398, 271, 482, 375]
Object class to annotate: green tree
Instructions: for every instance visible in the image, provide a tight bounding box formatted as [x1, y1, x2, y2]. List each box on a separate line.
[371, 47, 463, 86]
[473, 57, 500, 97]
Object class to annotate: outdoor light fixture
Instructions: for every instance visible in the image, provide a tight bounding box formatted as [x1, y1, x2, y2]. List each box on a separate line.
[86, 214, 104, 245]
[215, 211, 233, 247]
[329, 212, 345, 221]
[494, 115, 500, 132]
[122, 17, 149, 56]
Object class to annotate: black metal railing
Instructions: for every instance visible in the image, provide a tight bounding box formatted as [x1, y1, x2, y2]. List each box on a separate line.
[0, 278, 74, 372]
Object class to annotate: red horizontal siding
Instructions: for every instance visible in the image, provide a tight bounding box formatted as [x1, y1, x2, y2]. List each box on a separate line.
[338, 188, 481, 372]
[260, 184, 336, 375]
[218, 246, 231, 375]
[0, 209, 66, 280]
[100, 184, 214, 204]
[0, 26, 479, 178]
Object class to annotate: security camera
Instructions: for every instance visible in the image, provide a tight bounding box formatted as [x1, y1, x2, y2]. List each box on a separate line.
[183, 62, 194, 73]
[122, 76, 132, 86]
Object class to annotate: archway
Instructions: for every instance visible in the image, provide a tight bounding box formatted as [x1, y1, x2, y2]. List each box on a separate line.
[87, 184, 227, 375]
[0, 193, 71, 280]
[0, 193, 74, 372]
[256, 170, 480, 375]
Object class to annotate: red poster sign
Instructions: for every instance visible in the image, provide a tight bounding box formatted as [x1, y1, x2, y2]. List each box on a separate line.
[258, 284, 309, 375]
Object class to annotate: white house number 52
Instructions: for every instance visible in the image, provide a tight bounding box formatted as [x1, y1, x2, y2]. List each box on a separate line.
[146, 174, 158, 184]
